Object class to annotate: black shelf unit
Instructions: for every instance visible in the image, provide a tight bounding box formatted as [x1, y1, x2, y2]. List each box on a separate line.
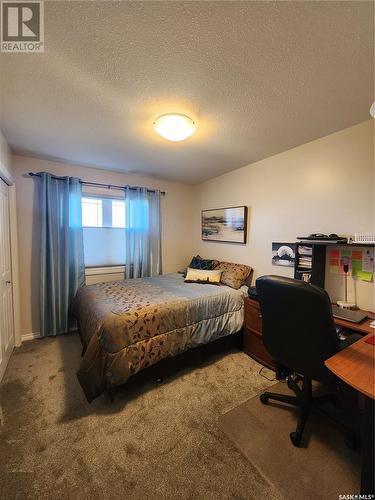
[294, 241, 374, 289]
[294, 243, 326, 288]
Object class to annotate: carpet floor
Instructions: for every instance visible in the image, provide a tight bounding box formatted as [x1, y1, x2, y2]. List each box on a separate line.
[0, 333, 283, 500]
[220, 381, 361, 500]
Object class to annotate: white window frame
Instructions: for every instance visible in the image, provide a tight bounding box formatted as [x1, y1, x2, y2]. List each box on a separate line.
[81, 191, 126, 269]
[82, 194, 125, 229]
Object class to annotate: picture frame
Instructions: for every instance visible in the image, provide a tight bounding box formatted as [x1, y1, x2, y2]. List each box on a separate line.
[202, 206, 247, 244]
[272, 242, 296, 267]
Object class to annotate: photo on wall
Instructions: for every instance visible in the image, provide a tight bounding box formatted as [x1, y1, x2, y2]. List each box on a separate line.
[272, 242, 296, 267]
[202, 206, 247, 243]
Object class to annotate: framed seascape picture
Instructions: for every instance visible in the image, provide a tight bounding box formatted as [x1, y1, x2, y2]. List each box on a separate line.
[202, 206, 247, 244]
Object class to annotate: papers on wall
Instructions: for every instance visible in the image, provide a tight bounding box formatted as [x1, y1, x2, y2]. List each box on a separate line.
[363, 248, 375, 272]
[358, 271, 373, 282]
[328, 247, 374, 282]
[351, 250, 363, 277]
[328, 248, 340, 274]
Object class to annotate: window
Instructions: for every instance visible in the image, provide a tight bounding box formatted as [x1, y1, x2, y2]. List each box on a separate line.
[82, 195, 126, 267]
[112, 200, 126, 228]
[82, 196, 125, 229]
[82, 198, 103, 227]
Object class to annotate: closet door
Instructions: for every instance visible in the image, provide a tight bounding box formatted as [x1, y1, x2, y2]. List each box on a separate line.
[0, 178, 14, 381]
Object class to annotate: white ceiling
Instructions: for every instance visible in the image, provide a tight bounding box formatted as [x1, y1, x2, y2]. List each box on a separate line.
[0, 1, 373, 184]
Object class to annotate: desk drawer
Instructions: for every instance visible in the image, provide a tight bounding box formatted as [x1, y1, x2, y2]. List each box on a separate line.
[243, 327, 275, 370]
[244, 300, 262, 334]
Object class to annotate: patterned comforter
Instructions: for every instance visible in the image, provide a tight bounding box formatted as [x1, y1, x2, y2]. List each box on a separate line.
[73, 273, 247, 402]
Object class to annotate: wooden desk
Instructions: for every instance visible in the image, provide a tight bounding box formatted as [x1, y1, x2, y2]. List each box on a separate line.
[243, 297, 373, 371]
[325, 334, 375, 399]
[334, 310, 375, 336]
[325, 334, 375, 495]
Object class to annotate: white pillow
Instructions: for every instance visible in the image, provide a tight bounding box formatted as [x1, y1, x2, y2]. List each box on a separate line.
[184, 267, 223, 284]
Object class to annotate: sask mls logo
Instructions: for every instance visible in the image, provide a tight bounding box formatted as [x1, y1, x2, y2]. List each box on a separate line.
[1, 1, 44, 52]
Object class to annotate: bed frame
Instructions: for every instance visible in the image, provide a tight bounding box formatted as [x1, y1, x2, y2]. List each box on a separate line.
[99, 329, 244, 401]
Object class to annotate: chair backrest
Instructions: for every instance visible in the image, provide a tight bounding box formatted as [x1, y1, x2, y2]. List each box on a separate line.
[256, 275, 339, 382]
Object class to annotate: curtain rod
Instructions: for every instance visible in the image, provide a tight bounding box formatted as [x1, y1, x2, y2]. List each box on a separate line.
[27, 172, 166, 195]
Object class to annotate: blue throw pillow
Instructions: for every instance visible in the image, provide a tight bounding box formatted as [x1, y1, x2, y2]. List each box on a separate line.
[181, 256, 219, 277]
[189, 255, 218, 270]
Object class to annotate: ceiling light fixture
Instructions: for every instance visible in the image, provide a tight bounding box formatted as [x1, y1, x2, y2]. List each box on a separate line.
[370, 102, 375, 118]
[153, 113, 196, 141]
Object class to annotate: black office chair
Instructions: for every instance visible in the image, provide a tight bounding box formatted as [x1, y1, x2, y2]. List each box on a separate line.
[256, 275, 360, 447]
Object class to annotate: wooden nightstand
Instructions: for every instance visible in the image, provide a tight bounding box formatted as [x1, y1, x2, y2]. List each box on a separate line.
[243, 296, 275, 370]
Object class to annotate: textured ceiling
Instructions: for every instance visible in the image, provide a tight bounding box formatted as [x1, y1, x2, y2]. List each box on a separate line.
[0, 1, 374, 184]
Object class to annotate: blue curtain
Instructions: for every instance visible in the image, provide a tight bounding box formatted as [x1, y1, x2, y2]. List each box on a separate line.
[124, 186, 161, 279]
[38, 172, 85, 336]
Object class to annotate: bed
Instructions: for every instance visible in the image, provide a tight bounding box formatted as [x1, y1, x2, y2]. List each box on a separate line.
[73, 273, 248, 402]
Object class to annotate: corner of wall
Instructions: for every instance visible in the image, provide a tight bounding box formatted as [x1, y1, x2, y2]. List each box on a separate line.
[0, 130, 13, 181]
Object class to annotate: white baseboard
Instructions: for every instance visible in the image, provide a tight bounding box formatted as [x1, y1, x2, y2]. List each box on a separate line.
[85, 265, 125, 276]
[21, 330, 78, 342]
[21, 332, 41, 342]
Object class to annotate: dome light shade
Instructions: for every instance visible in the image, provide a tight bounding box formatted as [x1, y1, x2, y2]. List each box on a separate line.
[370, 102, 375, 118]
[153, 114, 196, 141]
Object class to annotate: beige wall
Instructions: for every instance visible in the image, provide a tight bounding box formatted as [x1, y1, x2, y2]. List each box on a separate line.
[12, 154, 196, 337]
[193, 120, 375, 310]
[0, 129, 12, 176]
[11, 120, 375, 336]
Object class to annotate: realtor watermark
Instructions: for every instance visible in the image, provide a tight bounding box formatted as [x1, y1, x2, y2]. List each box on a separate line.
[338, 495, 375, 500]
[1, 1, 44, 52]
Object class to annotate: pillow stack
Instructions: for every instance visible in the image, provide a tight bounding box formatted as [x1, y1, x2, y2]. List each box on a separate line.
[183, 255, 252, 289]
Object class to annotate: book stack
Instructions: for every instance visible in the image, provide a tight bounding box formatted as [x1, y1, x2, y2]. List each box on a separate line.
[298, 246, 312, 269]
[298, 256, 312, 269]
[298, 245, 313, 256]
[294, 242, 326, 288]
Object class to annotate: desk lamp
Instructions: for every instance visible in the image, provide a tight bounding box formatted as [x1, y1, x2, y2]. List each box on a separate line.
[337, 256, 356, 309]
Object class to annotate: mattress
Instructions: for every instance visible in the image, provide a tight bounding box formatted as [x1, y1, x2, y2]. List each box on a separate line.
[73, 273, 247, 401]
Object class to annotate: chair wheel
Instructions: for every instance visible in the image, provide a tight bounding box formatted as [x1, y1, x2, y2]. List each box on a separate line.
[290, 431, 302, 447]
[287, 378, 294, 391]
[260, 393, 269, 404]
[288, 373, 302, 387]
